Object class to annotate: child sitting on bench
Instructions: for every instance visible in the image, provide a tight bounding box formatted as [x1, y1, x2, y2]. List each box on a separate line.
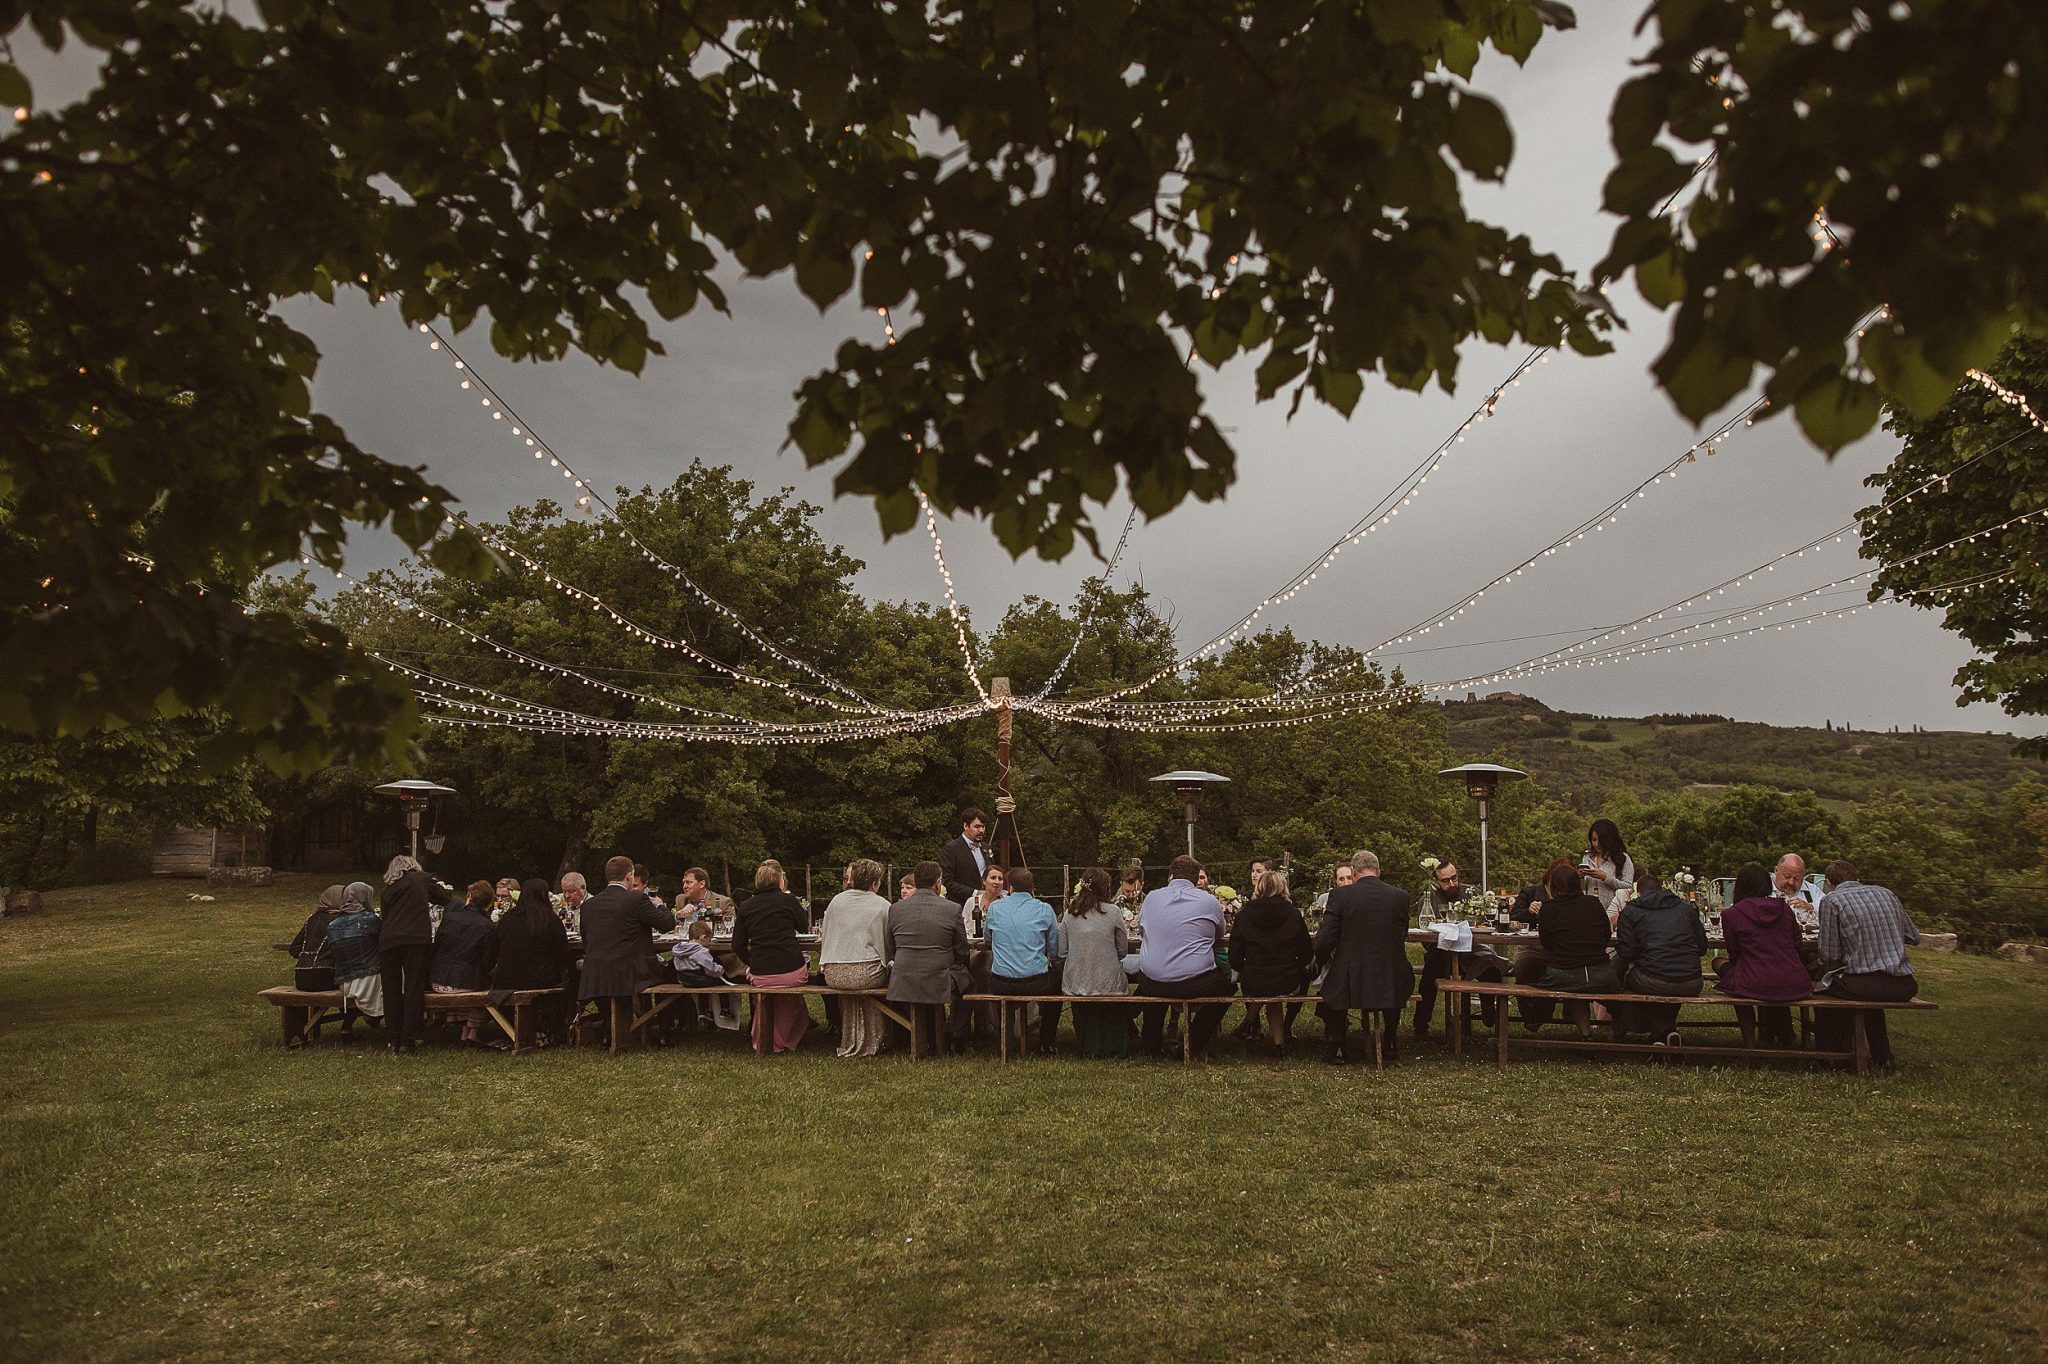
[673, 919, 747, 1030]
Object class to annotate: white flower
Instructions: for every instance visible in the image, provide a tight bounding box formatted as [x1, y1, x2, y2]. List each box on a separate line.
[1420, 856, 1440, 871]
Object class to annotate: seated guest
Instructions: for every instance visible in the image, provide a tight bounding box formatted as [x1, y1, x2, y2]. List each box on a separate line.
[1060, 868, 1131, 1059]
[732, 859, 811, 1055]
[986, 866, 1063, 1055]
[965, 863, 1007, 937]
[1133, 855, 1232, 1059]
[1814, 859, 1921, 1071]
[431, 881, 501, 1045]
[556, 871, 589, 935]
[820, 859, 891, 1058]
[886, 860, 973, 1053]
[1230, 868, 1315, 1054]
[1309, 862, 1356, 918]
[628, 862, 669, 912]
[898, 872, 918, 902]
[289, 884, 345, 992]
[378, 855, 459, 1056]
[1611, 865, 1707, 1044]
[1114, 863, 1147, 927]
[675, 918, 745, 986]
[1524, 861, 1617, 1028]
[494, 876, 574, 1046]
[1313, 851, 1415, 1065]
[577, 855, 677, 1039]
[328, 881, 385, 1032]
[1505, 859, 1573, 1015]
[1713, 862, 1811, 1047]
[1412, 859, 1507, 1039]
[676, 866, 735, 926]
[491, 877, 521, 921]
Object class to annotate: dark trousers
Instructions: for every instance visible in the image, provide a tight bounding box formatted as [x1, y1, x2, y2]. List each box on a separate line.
[1710, 957, 1800, 1045]
[1817, 971, 1917, 1067]
[1415, 948, 1503, 1032]
[378, 943, 433, 1048]
[1319, 1005, 1402, 1063]
[990, 966, 1062, 1050]
[1136, 970, 1231, 1056]
[1618, 967, 1702, 1038]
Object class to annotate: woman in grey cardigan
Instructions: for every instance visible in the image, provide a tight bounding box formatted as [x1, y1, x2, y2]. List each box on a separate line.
[1058, 868, 1131, 1058]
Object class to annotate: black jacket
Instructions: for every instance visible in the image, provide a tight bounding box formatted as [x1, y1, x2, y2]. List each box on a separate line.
[493, 908, 572, 990]
[431, 904, 499, 990]
[936, 835, 987, 907]
[1614, 888, 1708, 982]
[378, 869, 458, 949]
[1313, 876, 1415, 1011]
[732, 890, 808, 976]
[1229, 895, 1315, 996]
[1537, 892, 1612, 970]
[577, 883, 676, 999]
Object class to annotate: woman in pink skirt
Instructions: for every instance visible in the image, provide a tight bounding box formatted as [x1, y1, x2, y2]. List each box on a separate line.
[731, 859, 812, 1054]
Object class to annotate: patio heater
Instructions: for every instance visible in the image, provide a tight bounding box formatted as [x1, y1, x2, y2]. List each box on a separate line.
[373, 779, 457, 862]
[1149, 770, 1230, 858]
[1438, 763, 1526, 896]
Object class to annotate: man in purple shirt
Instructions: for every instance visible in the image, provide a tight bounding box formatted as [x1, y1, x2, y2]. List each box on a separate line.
[1134, 855, 1232, 1058]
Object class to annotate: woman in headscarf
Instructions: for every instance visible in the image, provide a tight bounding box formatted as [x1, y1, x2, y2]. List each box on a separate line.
[289, 885, 344, 992]
[494, 876, 575, 1046]
[378, 854, 456, 1055]
[327, 881, 386, 1033]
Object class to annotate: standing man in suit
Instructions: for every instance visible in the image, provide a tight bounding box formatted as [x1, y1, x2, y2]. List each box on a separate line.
[577, 855, 676, 1039]
[1314, 850, 1417, 1065]
[936, 807, 990, 907]
[885, 861, 974, 1054]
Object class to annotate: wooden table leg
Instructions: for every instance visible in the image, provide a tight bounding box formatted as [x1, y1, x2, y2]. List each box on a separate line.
[1852, 1010, 1870, 1077]
[999, 1001, 1009, 1064]
[1182, 1003, 1192, 1064]
[1452, 989, 1465, 1057]
[1497, 1009, 1510, 1069]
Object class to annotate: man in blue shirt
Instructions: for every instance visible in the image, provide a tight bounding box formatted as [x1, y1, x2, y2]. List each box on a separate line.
[985, 866, 1064, 1055]
[1134, 855, 1232, 1058]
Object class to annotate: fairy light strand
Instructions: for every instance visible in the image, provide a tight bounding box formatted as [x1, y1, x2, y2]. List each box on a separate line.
[414, 321, 892, 713]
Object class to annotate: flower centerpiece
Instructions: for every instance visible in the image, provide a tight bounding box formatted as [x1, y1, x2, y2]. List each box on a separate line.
[1676, 866, 1700, 902]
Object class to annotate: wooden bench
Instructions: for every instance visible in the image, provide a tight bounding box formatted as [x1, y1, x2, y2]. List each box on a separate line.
[257, 986, 561, 1054]
[959, 994, 1337, 1064]
[631, 984, 919, 1057]
[1436, 980, 1937, 1076]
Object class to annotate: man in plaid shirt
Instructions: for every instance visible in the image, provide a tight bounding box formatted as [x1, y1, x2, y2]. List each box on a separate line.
[1815, 858, 1920, 1070]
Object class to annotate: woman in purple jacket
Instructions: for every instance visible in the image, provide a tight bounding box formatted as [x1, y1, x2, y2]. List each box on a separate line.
[1714, 863, 1813, 1046]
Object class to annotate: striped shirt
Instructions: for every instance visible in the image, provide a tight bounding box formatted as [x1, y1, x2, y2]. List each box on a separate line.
[1817, 881, 1919, 977]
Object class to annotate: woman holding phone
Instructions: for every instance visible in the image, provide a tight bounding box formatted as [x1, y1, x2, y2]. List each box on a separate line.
[1579, 819, 1636, 925]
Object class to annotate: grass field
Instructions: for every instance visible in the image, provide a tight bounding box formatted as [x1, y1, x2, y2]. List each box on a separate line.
[4, 877, 2046, 1362]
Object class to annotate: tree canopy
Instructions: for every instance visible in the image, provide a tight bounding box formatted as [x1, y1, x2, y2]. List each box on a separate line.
[1860, 335, 2048, 753]
[3, 0, 2042, 764]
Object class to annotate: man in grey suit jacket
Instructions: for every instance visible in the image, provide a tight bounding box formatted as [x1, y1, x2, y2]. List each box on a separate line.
[886, 860, 974, 1052]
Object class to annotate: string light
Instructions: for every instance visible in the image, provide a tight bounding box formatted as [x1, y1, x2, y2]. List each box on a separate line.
[919, 491, 992, 705]
[413, 321, 895, 714]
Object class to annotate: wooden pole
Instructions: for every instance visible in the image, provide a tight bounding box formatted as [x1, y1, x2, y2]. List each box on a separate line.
[992, 677, 1015, 875]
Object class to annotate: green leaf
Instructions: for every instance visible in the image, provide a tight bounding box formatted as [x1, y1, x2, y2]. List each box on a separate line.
[1793, 373, 1881, 453]
[789, 401, 848, 463]
[1449, 94, 1514, 181]
[1602, 146, 1690, 216]
[1254, 345, 1309, 400]
[1318, 363, 1365, 417]
[1635, 249, 1686, 309]
[1609, 75, 1667, 155]
[1365, 0, 1444, 47]
[794, 243, 856, 309]
[859, 250, 910, 309]
[647, 269, 700, 321]
[0, 64, 30, 108]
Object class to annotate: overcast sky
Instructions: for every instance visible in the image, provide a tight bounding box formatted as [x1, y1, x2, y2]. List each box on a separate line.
[23, 10, 2041, 738]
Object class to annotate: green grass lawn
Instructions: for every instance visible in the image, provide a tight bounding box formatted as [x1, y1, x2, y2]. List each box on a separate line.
[4, 878, 2046, 1362]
